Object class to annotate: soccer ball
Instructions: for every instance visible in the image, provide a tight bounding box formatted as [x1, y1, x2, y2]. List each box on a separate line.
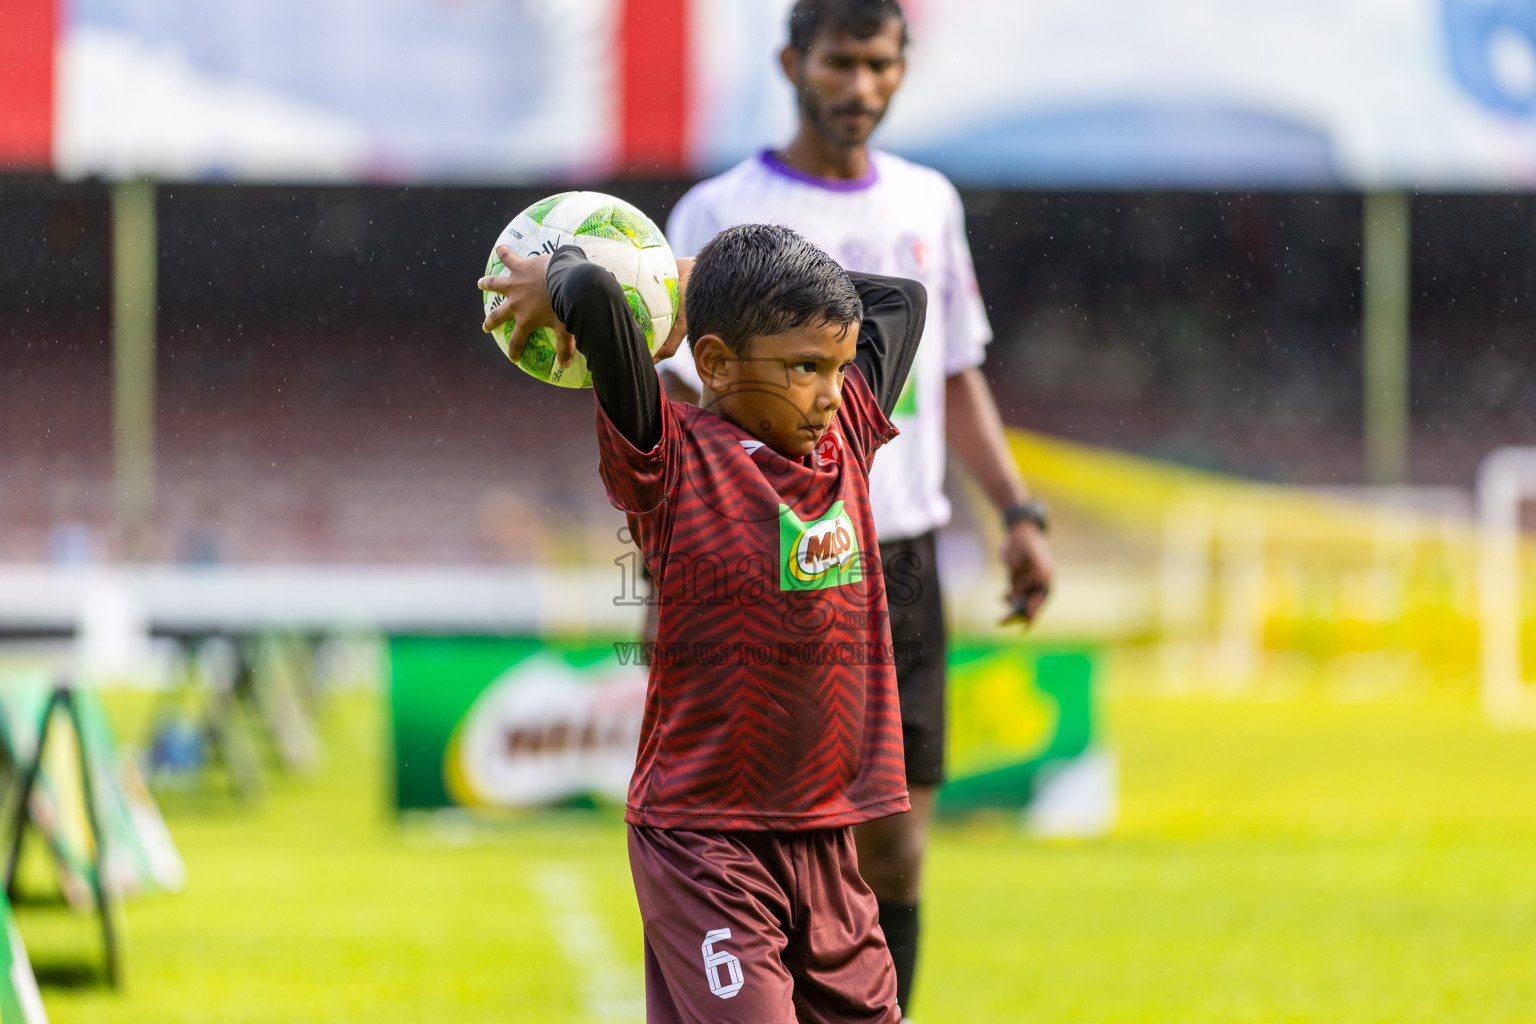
[482, 191, 678, 388]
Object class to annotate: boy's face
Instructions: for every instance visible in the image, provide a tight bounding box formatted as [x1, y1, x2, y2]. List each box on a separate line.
[696, 321, 859, 458]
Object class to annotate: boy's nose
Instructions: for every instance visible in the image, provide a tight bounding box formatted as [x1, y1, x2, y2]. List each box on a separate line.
[818, 378, 843, 413]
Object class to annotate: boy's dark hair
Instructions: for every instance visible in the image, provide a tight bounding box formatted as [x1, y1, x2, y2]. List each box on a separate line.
[686, 224, 862, 352]
[787, 0, 907, 53]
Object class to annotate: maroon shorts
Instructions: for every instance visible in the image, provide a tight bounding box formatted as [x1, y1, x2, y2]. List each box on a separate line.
[627, 825, 900, 1024]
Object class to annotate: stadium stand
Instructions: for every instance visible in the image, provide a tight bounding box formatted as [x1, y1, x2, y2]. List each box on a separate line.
[4, 181, 1535, 564]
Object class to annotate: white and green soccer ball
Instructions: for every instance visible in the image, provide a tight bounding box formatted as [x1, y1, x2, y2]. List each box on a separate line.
[482, 191, 678, 388]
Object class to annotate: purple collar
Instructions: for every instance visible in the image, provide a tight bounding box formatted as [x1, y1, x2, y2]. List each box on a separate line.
[758, 149, 879, 191]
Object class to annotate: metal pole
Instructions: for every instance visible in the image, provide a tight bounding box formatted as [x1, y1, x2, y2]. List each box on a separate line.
[1362, 191, 1411, 487]
[111, 178, 157, 556]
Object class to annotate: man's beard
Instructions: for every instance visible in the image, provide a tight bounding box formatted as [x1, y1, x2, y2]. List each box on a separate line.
[800, 87, 885, 149]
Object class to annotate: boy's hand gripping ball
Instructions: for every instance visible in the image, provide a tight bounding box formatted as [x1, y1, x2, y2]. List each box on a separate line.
[481, 191, 678, 388]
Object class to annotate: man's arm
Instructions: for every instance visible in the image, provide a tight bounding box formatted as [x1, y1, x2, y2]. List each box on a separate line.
[945, 368, 1054, 623]
[849, 273, 927, 417]
[660, 359, 702, 405]
[931, 178, 1052, 623]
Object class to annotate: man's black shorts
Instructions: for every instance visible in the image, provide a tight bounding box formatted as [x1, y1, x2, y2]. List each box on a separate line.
[878, 531, 946, 787]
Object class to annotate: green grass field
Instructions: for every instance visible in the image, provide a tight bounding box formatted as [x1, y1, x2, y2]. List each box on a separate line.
[16, 687, 1536, 1023]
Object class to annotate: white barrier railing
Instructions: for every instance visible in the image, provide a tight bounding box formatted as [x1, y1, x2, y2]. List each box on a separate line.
[0, 564, 643, 637]
[1477, 447, 1536, 726]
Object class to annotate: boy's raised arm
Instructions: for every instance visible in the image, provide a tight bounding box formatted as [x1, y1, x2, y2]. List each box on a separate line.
[479, 243, 664, 452]
[497, 244, 660, 451]
[545, 246, 663, 451]
[848, 273, 928, 417]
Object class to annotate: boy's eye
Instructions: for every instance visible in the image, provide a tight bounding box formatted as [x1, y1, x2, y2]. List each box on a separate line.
[793, 361, 817, 374]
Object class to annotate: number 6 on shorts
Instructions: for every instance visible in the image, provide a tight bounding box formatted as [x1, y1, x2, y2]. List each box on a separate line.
[701, 928, 745, 999]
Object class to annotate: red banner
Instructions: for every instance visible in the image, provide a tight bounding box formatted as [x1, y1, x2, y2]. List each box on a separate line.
[619, 0, 689, 175]
[0, 0, 56, 169]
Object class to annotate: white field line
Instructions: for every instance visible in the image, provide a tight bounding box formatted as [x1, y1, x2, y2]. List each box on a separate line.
[532, 864, 644, 1024]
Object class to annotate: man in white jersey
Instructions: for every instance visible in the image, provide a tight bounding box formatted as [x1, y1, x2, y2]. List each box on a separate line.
[656, 0, 1055, 1014]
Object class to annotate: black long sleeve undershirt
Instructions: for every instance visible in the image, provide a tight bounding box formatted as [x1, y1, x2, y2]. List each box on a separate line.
[547, 246, 663, 451]
[849, 273, 927, 417]
[545, 246, 927, 452]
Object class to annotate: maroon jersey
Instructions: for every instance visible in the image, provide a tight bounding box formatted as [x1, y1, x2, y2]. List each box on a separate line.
[598, 367, 910, 831]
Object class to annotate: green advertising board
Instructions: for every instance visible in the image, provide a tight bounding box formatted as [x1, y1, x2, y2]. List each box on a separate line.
[389, 637, 1112, 834]
[390, 638, 645, 811]
[0, 675, 186, 909]
[938, 644, 1116, 835]
[0, 890, 46, 1024]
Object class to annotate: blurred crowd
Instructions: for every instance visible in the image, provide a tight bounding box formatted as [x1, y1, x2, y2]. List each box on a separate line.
[4, 179, 1535, 564]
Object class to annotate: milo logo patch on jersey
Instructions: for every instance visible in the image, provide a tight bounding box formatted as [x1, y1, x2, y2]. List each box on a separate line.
[779, 501, 862, 591]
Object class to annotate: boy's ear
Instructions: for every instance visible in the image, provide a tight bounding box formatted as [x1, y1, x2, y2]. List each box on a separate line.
[692, 334, 732, 391]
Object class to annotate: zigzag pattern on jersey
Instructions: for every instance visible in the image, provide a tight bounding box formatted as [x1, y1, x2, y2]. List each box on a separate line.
[636, 590, 846, 805]
[632, 657, 906, 829]
[628, 564, 908, 829]
[606, 370, 909, 831]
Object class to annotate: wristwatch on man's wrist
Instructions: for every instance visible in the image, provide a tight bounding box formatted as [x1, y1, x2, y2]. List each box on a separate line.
[1002, 499, 1049, 534]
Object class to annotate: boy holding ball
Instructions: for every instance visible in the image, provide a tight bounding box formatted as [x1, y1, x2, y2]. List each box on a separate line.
[479, 223, 924, 1022]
